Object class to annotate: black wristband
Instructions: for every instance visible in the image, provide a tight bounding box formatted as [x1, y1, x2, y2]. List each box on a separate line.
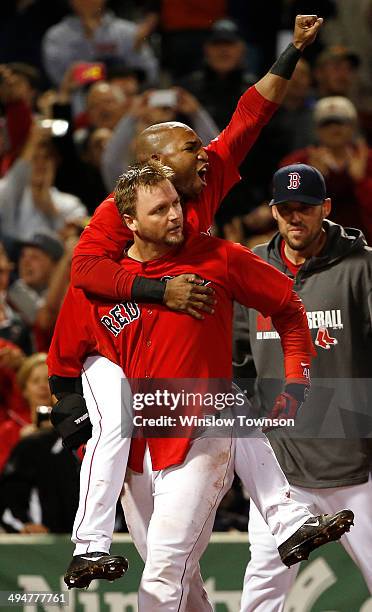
[131, 276, 166, 303]
[269, 43, 302, 80]
[49, 375, 83, 399]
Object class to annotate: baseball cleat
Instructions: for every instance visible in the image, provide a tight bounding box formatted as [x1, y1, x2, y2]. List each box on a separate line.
[278, 509, 354, 568]
[64, 552, 129, 589]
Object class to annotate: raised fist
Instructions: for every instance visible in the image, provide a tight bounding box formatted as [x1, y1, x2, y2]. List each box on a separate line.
[293, 15, 324, 51]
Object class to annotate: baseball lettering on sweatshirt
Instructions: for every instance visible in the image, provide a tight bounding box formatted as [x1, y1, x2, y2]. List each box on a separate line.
[256, 309, 342, 349]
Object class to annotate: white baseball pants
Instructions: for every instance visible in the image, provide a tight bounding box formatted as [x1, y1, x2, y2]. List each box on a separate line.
[241, 478, 372, 612]
[235, 434, 313, 546]
[72, 355, 310, 565]
[72, 355, 132, 554]
[121, 437, 235, 612]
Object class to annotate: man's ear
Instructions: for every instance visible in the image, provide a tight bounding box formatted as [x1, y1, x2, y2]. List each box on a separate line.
[271, 205, 278, 221]
[123, 214, 137, 231]
[322, 198, 332, 218]
[150, 153, 161, 161]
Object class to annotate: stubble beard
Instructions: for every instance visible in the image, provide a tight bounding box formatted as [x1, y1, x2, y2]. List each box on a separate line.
[284, 225, 323, 252]
[164, 232, 184, 246]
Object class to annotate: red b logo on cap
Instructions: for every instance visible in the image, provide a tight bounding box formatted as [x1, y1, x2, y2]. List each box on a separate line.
[288, 172, 301, 189]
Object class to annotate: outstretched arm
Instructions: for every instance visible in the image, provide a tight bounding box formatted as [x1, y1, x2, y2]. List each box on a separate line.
[219, 15, 323, 169]
[255, 15, 323, 103]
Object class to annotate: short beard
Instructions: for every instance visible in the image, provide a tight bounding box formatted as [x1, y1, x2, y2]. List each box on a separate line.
[284, 226, 323, 252]
[164, 232, 184, 246]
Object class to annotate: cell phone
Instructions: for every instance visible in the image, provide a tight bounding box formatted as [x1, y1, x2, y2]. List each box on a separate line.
[72, 62, 106, 86]
[148, 89, 178, 108]
[39, 119, 69, 137]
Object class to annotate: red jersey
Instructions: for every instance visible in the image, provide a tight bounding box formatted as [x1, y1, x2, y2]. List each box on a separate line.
[71, 86, 279, 300]
[48, 233, 313, 471]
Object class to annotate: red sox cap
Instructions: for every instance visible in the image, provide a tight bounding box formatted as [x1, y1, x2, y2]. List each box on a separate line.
[270, 164, 327, 206]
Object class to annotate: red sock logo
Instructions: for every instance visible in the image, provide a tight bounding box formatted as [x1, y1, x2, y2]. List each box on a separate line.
[315, 327, 338, 350]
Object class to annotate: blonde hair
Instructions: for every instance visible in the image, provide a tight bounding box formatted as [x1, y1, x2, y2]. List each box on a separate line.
[17, 353, 47, 391]
[114, 161, 175, 219]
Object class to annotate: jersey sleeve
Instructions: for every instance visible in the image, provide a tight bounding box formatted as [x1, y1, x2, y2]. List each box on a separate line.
[226, 241, 293, 316]
[226, 241, 314, 384]
[47, 287, 95, 378]
[71, 196, 136, 300]
[195, 86, 279, 230]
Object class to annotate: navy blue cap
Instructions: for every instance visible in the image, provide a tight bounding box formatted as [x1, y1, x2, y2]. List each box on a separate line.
[270, 164, 326, 206]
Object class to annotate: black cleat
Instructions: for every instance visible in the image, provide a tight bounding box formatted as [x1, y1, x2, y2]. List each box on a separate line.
[64, 551, 129, 589]
[278, 509, 354, 568]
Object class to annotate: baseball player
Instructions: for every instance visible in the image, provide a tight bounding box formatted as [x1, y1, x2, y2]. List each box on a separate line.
[233, 163, 372, 611]
[49, 15, 324, 576]
[48, 163, 353, 608]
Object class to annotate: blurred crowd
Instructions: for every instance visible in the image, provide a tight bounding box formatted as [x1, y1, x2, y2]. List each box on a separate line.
[0, 0, 371, 535]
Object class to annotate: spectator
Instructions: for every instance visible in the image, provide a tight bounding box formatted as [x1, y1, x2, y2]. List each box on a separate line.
[0, 353, 80, 534]
[82, 127, 112, 169]
[272, 58, 315, 152]
[144, 0, 227, 79]
[280, 96, 372, 244]
[7, 232, 76, 352]
[0, 124, 87, 241]
[34, 69, 115, 212]
[2, 62, 41, 110]
[76, 80, 128, 131]
[42, 0, 159, 88]
[228, 0, 281, 76]
[314, 45, 360, 100]
[0, 64, 33, 176]
[179, 18, 265, 228]
[106, 65, 143, 100]
[102, 86, 219, 191]
[8, 233, 63, 322]
[320, 0, 372, 120]
[179, 19, 256, 130]
[0, 338, 30, 472]
[0, 250, 32, 355]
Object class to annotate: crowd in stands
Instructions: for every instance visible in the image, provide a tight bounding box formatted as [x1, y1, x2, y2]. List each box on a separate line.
[0, 0, 371, 535]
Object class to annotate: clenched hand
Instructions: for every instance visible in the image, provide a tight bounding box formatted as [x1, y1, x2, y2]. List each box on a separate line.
[164, 274, 216, 320]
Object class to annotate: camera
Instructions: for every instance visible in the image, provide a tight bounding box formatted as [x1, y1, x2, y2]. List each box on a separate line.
[38, 119, 69, 138]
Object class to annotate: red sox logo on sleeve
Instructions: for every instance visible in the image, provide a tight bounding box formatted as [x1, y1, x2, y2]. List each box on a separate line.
[288, 172, 301, 189]
[256, 309, 342, 350]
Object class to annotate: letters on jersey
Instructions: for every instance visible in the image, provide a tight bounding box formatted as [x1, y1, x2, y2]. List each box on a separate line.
[100, 301, 140, 337]
[256, 309, 342, 350]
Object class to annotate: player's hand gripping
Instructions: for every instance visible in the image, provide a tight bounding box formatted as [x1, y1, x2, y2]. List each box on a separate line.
[263, 383, 309, 432]
[293, 15, 323, 51]
[163, 274, 216, 320]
